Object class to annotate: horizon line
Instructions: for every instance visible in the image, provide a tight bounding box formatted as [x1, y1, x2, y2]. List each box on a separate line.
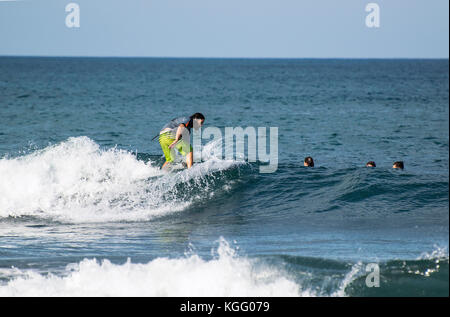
[0, 54, 449, 60]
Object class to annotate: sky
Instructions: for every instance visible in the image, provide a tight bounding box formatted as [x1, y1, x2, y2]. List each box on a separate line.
[0, 0, 448, 58]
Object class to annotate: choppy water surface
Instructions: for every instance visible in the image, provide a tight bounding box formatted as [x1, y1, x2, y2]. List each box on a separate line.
[0, 57, 448, 296]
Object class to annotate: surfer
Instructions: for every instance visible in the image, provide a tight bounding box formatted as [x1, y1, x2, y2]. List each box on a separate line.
[158, 113, 205, 169]
[366, 161, 376, 167]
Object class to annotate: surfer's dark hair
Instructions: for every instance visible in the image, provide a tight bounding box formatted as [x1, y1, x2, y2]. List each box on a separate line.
[366, 161, 376, 167]
[187, 113, 205, 129]
[304, 156, 314, 167]
[393, 161, 404, 169]
[191, 113, 205, 120]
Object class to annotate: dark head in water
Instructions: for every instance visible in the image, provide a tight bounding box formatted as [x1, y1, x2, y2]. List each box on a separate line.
[304, 156, 314, 167]
[393, 161, 404, 169]
[366, 161, 376, 167]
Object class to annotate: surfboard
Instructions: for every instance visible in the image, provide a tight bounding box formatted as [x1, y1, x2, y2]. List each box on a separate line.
[162, 162, 186, 172]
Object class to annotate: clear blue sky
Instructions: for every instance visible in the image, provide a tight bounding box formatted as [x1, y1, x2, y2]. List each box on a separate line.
[0, 0, 448, 58]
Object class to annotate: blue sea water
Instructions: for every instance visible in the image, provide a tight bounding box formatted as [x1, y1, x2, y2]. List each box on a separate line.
[0, 57, 448, 296]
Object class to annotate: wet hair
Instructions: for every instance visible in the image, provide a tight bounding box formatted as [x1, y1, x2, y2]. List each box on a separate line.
[366, 161, 376, 167]
[187, 113, 205, 129]
[304, 156, 314, 167]
[393, 161, 404, 169]
[191, 113, 205, 120]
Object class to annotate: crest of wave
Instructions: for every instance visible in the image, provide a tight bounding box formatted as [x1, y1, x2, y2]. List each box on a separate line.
[0, 136, 243, 222]
[0, 137, 187, 221]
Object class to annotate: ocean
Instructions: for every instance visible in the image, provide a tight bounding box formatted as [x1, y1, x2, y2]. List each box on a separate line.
[0, 57, 448, 296]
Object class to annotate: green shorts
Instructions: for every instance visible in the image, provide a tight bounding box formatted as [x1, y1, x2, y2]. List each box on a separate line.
[159, 132, 193, 163]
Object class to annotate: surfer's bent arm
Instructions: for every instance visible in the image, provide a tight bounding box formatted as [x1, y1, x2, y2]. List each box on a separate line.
[169, 124, 185, 149]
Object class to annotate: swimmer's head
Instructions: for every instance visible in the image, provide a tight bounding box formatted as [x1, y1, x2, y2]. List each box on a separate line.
[392, 161, 404, 169]
[366, 161, 376, 167]
[304, 156, 314, 167]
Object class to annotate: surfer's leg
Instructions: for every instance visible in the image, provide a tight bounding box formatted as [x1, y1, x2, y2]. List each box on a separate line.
[186, 151, 193, 168]
[175, 140, 193, 168]
[159, 133, 175, 168]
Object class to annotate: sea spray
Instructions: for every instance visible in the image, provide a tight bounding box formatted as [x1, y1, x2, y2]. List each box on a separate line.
[0, 137, 243, 223]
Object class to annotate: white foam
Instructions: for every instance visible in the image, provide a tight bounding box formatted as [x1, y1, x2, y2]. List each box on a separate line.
[330, 262, 363, 297]
[417, 245, 449, 261]
[0, 238, 302, 297]
[0, 137, 240, 223]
